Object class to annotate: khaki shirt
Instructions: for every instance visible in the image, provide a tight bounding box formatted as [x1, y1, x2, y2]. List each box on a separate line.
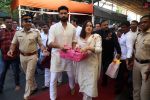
[135, 28, 150, 60]
[12, 28, 42, 53]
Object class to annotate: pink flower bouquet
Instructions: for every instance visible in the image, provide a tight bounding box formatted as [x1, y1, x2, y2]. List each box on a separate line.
[60, 48, 88, 62]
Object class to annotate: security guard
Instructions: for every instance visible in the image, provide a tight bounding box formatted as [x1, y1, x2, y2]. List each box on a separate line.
[7, 15, 48, 100]
[133, 15, 150, 100]
[96, 20, 121, 86]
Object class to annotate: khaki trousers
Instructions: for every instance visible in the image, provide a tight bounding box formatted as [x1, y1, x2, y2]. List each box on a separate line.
[133, 60, 150, 100]
[20, 54, 38, 99]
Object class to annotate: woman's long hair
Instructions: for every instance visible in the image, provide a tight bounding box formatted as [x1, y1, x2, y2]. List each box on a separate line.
[80, 20, 93, 39]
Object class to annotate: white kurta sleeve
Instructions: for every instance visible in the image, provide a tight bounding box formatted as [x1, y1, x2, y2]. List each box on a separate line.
[126, 34, 134, 58]
[94, 34, 102, 53]
[48, 25, 55, 45]
[72, 27, 77, 43]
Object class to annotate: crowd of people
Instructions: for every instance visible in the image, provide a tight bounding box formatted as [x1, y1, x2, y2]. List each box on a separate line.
[0, 5, 150, 100]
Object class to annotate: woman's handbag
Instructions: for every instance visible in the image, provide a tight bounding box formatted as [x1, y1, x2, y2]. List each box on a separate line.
[105, 59, 121, 78]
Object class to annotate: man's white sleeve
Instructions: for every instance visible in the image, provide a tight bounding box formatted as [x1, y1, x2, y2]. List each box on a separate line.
[126, 33, 134, 58]
[48, 26, 55, 45]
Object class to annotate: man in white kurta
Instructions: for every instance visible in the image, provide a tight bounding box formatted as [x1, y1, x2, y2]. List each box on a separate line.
[48, 6, 76, 100]
[48, 21, 76, 72]
[40, 24, 50, 88]
[71, 19, 82, 37]
[126, 20, 139, 60]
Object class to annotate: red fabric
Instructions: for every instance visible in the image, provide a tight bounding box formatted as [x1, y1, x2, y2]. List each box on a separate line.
[41, 47, 51, 68]
[0, 29, 19, 60]
[41, 56, 51, 68]
[30, 80, 115, 100]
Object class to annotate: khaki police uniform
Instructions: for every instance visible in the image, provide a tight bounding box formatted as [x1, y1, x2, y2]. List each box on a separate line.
[11, 28, 43, 99]
[133, 28, 150, 100]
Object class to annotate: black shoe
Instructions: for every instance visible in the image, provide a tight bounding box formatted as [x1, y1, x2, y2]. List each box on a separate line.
[0, 87, 3, 93]
[115, 89, 122, 95]
[101, 81, 107, 87]
[128, 95, 133, 100]
[41, 86, 49, 90]
[0, 89, 2, 93]
[70, 88, 75, 95]
[57, 82, 63, 86]
[30, 88, 38, 95]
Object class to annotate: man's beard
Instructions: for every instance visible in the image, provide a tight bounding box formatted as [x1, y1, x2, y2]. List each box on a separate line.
[103, 27, 109, 31]
[6, 25, 12, 29]
[60, 17, 68, 22]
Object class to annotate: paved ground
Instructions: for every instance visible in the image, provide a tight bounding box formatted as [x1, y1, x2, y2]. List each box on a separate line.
[0, 68, 45, 100]
[0, 68, 131, 100]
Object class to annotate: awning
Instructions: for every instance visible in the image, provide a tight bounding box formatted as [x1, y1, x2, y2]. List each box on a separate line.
[11, 0, 93, 13]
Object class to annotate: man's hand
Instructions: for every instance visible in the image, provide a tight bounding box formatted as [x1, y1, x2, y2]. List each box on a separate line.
[145, 65, 150, 81]
[80, 46, 95, 53]
[59, 45, 71, 52]
[145, 71, 150, 81]
[7, 49, 14, 57]
[116, 54, 121, 59]
[126, 58, 134, 70]
[80, 47, 88, 53]
[42, 49, 49, 56]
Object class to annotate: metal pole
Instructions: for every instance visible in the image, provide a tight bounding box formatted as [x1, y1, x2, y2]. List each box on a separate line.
[69, 12, 71, 22]
[92, 0, 94, 25]
[18, 5, 21, 27]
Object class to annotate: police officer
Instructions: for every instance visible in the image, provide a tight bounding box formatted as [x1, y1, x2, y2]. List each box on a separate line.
[133, 15, 150, 100]
[7, 15, 48, 100]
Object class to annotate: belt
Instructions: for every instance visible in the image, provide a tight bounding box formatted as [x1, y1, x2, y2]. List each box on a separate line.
[20, 51, 37, 56]
[135, 58, 150, 64]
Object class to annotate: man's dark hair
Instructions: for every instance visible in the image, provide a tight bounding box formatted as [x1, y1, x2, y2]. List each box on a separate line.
[140, 14, 150, 20]
[131, 20, 138, 25]
[100, 19, 108, 24]
[21, 14, 32, 20]
[40, 22, 49, 27]
[117, 29, 122, 33]
[4, 16, 12, 21]
[120, 21, 130, 27]
[71, 18, 77, 23]
[95, 22, 100, 25]
[58, 6, 69, 12]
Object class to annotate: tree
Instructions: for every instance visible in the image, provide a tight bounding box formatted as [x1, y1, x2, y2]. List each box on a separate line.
[0, 0, 12, 16]
[0, 0, 12, 9]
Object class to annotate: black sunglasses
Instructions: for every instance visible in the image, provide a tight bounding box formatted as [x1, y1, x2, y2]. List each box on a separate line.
[23, 19, 32, 23]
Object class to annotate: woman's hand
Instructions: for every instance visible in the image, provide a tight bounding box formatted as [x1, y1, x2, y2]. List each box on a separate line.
[74, 45, 80, 50]
[87, 50, 92, 54]
[7, 49, 14, 57]
[80, 46, 91, 52]
[80, 47, 88, 52]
